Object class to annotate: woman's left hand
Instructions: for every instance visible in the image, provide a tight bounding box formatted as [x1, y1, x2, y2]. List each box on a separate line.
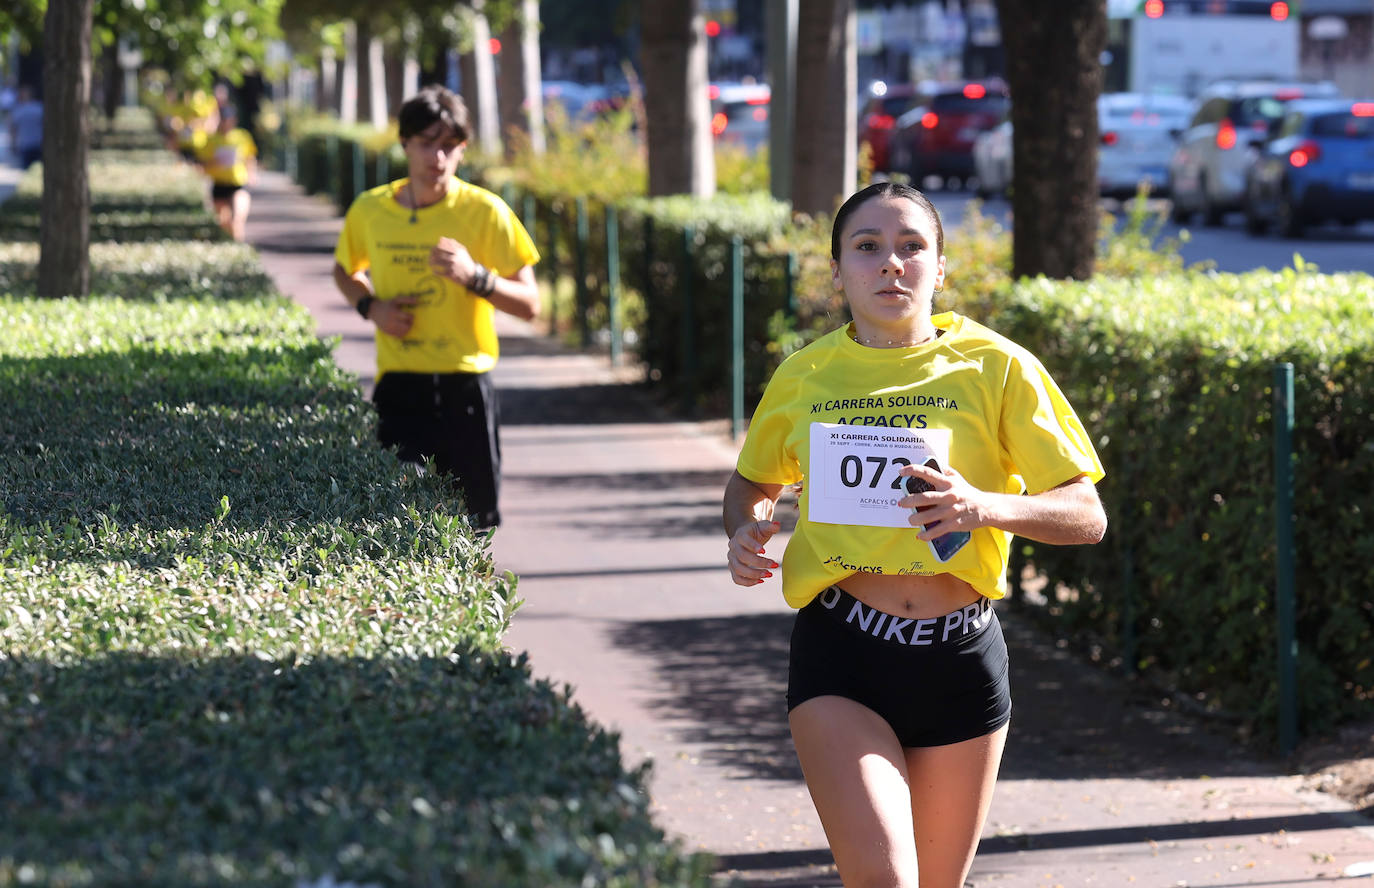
[898, 462, 986, 540]
[429, 236, 476, 284]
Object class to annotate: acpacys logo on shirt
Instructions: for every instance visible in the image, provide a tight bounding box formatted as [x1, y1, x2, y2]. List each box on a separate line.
[402, 272, 446, 309]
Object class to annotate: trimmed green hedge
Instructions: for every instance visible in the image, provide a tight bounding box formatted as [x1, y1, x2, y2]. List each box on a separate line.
[0, 151, 223, 243]
[0, 260, 712, 883]
[985, 263, 1374, 740]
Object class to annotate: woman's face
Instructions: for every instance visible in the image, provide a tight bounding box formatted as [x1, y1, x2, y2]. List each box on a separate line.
[403, 120, 465, 190]
[830, 195, 946, 335]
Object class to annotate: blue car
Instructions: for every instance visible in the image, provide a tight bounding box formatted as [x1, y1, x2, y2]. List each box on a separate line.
[1244, 98, 1374, 237]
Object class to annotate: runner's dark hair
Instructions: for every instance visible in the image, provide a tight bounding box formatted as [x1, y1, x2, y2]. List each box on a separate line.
[831, 181, 944, 261]
[398, 85, 471, 143]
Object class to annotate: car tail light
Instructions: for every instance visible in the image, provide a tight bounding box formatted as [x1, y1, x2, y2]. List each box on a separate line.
[867, 113, 896, 131]
[1101, 131, 1119, 146]
[752, 108, 767, 122]
[711, 112, 727, 136]
[1353, 103, 1374, 117]
[1216, 119, 1237, 150]
[1275, 89, 1304, 100]
[963, 83, 986, 100]
[747, 96, 768, 106]
[921, 112, 939, 129]
[1289, 140, 1321, 167]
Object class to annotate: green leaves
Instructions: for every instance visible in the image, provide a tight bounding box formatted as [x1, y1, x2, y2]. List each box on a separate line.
[985, 264, 1374, 742]
[0, 165, 713, 883]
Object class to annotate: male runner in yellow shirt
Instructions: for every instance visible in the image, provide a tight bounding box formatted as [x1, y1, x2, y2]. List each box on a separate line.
[333, 86, 540, 529]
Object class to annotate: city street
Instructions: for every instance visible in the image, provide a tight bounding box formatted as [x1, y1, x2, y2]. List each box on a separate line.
[931, 189, 1374, 276]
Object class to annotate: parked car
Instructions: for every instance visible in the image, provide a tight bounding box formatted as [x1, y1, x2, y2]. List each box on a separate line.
[1097, 92, 1193, 198]
[889, 78, 1009, 189]
[1167, 79, 1342, 226]
[972, 92, 1190, 200]
[1243, 98, 1374, 237]
[858, 82, 924, 173]
[972, 118, 1012, 198]
[711, 82, 771, 154]
[542, 80, 612, 124]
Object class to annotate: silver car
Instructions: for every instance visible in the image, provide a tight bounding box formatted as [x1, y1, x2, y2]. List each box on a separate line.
[1167, 79, 1341, 226]
[1097, 92, 1193, 199]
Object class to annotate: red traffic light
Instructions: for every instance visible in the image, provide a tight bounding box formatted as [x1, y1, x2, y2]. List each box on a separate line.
[1270, 2, 1289, 20]
[1144, 0, 1164, 18]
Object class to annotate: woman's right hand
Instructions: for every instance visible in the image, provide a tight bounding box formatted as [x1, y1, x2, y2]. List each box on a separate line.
[369, 294, 418, 338]
[727, 520, 781, 587]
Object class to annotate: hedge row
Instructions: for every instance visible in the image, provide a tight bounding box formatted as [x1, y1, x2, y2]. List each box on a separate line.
[984, 263, 1374, 740]
[0, 152, 223, 243]
[1, 145, 714, 884]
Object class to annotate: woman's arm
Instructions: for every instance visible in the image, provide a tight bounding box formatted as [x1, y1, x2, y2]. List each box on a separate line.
[900, 467, 1107, 546]
[723, 470, 786, 587]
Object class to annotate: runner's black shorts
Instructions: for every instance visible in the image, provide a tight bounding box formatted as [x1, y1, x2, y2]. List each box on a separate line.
[787, 585, 1012, 747]
[211, 183, 244, 200]
[372, 370, 502, 529]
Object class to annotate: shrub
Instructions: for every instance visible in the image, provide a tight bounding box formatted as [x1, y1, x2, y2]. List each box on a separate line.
[0, 274, 712, 886]
[980, 261, 1374, 741]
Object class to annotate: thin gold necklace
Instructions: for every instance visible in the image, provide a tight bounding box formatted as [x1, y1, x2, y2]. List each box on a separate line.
[851, 328, 938, 347]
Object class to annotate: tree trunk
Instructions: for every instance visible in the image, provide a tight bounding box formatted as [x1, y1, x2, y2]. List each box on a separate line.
[100, 40, 119, 121]
[317, 47, 337, 114]
[339, 21, 357, 123]
[459, 3, 500, 153]
[496, 0, 545, 158]
[357, 19, 374, 125]
[37, 0, 94, 299]
[791, 0, 855, 216]
[994, 0, 1106, 280]
[641, 0, 714, 198]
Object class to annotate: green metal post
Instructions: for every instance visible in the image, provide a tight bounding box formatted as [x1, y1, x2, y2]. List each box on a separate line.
[1274, 363, 1298, 756]
[785, 251, 798, 318]
[502, 182, 515, 209]
[546, 204, 559, 335]
[325, 134, 339, 202]
[286, 138, 298, 183]
[731, 236, 745, 440]
[523, 194, 536, 237]
[352, 141, 365, 198]
[377, 149, 390, 186]
[681, 225, 698, 416]
[575, 198, 590, 347]
[607, 205, 622, 367]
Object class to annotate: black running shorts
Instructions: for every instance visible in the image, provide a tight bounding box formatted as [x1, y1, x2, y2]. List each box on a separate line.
[787, 586, 1012, 747]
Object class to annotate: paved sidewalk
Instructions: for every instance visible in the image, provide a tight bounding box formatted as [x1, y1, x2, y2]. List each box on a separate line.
[245, 169, 1374, 887]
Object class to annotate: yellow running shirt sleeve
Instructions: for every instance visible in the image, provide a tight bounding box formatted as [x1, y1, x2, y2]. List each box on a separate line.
[736, 312, 1104, 608]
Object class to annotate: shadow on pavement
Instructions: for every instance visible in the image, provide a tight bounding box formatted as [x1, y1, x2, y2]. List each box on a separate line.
[612, 605, 1276, 788]
[501, 382, 675, 426]
[715, 800, 1374, 883]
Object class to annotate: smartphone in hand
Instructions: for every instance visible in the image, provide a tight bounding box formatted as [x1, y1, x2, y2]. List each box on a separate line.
[903, 457, 971, 562]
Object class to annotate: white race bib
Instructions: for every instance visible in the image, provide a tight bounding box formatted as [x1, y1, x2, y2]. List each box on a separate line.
[807, 423, 952, 528]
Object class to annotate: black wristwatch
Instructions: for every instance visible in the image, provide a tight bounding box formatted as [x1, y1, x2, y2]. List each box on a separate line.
[356, 294, 375, 320]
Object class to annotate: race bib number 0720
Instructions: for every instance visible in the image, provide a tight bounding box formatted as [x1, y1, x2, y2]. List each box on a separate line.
[807, 422, 951, 527]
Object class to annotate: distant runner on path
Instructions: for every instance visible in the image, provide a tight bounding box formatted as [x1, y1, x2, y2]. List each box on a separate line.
[723, 181, 1107, 888]
[332, 85, 540, 530]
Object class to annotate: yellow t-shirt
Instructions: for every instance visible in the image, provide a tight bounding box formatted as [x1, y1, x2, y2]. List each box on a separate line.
[174, 92, 218, 149]
[334, 177, 540, 377]
[736, 312, 1105, 608]
[197, 129, 257, 186]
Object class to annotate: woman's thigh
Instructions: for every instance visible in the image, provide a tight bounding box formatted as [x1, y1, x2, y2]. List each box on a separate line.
[905, 723, 1009, 888]
[790, 695, 920, 888]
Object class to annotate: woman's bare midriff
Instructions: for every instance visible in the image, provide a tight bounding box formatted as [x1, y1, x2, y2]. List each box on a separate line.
[837, 570, 983, 619]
